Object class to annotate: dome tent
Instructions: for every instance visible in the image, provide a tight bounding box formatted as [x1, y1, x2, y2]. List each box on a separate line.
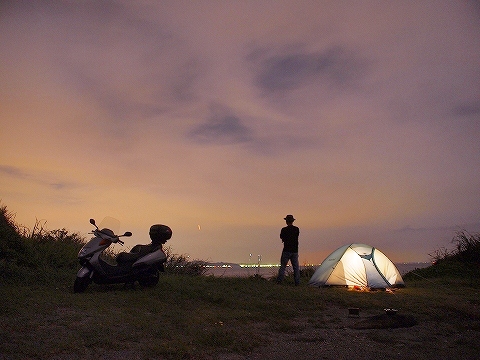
[308, 244, 405, 289]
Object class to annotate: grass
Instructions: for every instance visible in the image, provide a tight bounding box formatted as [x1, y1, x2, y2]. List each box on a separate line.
[1, 204, 480, 359]
[1, 273, 479, 359]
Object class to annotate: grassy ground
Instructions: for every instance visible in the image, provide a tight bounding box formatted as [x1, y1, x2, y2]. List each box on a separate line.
[1, 271, 479, 360]
[1, 206, 479, 359]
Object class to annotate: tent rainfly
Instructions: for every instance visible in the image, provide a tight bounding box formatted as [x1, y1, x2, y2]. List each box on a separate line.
[308, 243, 405, 289]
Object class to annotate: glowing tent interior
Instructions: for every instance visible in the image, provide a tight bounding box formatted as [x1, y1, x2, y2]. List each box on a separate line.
[308, 243, 405, 289]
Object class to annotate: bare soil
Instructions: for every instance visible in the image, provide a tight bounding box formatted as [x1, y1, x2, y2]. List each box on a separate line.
[219, 306, 479, 360]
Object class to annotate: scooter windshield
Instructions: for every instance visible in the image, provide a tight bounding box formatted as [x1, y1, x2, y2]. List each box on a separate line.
[98, 216, 120, 235]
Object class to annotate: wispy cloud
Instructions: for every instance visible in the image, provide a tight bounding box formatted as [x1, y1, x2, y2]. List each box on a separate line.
[0, 165, 29, 179]
[0, 165, 76, 191]
[188, 104, 253, 145]
[251, 45, 371, 94]
[451, 101, 480, 118]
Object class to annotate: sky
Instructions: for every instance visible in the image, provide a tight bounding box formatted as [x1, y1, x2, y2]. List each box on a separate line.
[1, 1, 479, 265]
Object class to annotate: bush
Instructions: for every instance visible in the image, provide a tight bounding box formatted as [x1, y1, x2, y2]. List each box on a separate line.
[163, 246, 209, 276]
[271, 265, 316, 284]
[403, 260, 480, 281]
[0, 205, 27, 263]
[300, 266, 316, 278]
[429, 230, 480, 265]
[452, 230, 480, 264]
[404, 230, 480, 281]
[0, 205, 85, 284]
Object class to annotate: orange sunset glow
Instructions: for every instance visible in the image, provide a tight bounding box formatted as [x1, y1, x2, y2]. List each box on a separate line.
[1, 1, 479, 265]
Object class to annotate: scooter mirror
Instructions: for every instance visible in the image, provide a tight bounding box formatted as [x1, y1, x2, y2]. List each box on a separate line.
[89, 219, 96, 226]
[123, 231, 132, 237]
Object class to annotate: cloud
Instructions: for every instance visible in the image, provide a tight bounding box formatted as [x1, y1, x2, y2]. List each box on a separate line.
[0, 165, 29, 179]
[188, 104, 253, 145]
[251, 45, 370, 94]
[8, 0, 202, 134]
[0, 165, 76, 192]
[1, 1, 479, 263]
[186, 102, 320, 156]
[451, 101, 480, 117]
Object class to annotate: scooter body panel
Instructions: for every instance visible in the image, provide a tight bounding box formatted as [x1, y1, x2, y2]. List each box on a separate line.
[78, 237, 110, 260]
[76, 266, 92, 278]
[132, 248, 167, 267]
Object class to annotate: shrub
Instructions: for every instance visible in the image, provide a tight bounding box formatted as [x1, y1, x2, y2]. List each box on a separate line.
[300, 266, 316, 278]
[0, 205, 85, 284]
[272, 265, 316, 284]
[452, 230, 480, 264]
[429, 230, 480, 265]
[405, 230, 480, 281]
[0, 205, 27, 262]
[163, 246, 209, 276]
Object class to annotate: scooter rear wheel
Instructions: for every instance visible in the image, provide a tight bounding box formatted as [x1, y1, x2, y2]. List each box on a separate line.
[138, 270, 159, 287]
[74, 276, 91, 293]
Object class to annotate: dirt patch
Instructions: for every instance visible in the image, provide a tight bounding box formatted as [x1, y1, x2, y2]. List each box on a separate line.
[219, 307, 478, 360]
[351, 313, 417, 329]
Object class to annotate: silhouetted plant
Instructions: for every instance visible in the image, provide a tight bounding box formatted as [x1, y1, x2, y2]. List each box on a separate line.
[0, 205, 28, 256]
[429, 230, 480, 265]
[428, 246, 453, 263]
[452, 230, 480, 264]
[163, 245, 209, 276]
[0, 204, 84, 283]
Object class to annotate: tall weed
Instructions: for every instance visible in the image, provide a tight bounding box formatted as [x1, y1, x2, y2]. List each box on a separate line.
[0, 205, 84, 284]
[428, 230, 480, 265]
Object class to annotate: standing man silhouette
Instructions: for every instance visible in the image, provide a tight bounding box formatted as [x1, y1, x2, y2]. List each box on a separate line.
[277, 214, 300, 286]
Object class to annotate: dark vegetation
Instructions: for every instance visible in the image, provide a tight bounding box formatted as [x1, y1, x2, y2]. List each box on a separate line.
[0, 205, 83, 284]
[163, 246, 209, 276]
[0, 204, 208, 285]
[1, 203, 479, 359]
[403, 229, 480, 282]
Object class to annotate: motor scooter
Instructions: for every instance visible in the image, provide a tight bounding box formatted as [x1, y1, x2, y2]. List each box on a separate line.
[73, 218, 171, 293]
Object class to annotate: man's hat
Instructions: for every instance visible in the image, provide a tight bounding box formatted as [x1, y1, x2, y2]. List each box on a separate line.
[284, 214, 295, 222]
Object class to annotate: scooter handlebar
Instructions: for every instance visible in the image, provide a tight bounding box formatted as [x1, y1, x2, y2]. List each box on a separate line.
[90, 226, 130, 245]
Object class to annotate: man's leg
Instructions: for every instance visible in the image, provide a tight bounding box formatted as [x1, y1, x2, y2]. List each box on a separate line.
[291, 252, 300, 285]
[277, 251, 289, 283]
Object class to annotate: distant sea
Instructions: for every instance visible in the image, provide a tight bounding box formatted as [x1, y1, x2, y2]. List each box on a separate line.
[204, 262, 431, 278]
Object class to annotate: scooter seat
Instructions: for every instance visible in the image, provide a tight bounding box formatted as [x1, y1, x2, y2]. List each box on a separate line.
[116, 244, 159, 264]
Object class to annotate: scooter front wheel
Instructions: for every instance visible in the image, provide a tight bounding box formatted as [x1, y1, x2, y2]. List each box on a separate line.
[74, 276, 91, 293]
